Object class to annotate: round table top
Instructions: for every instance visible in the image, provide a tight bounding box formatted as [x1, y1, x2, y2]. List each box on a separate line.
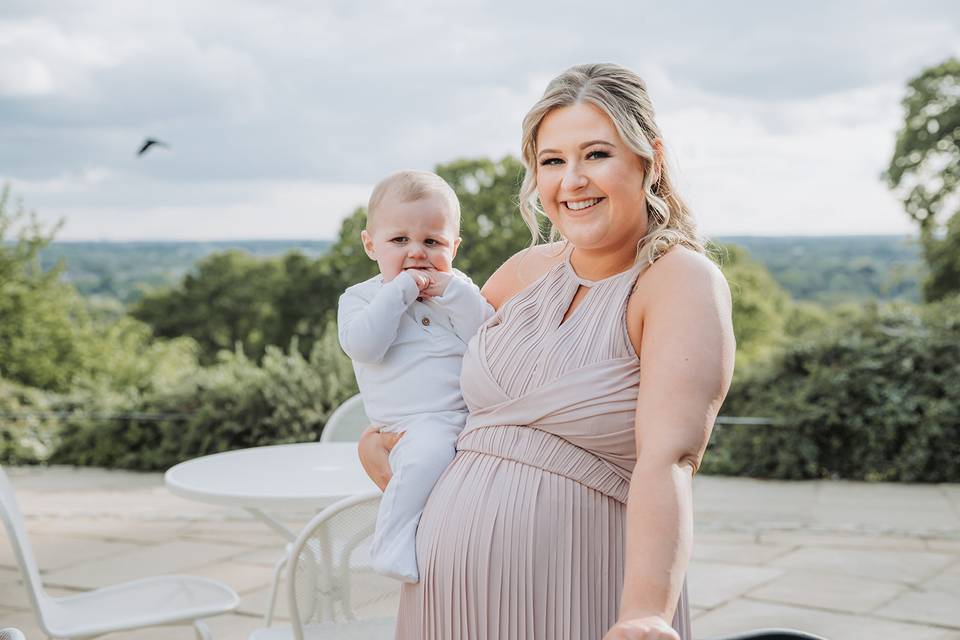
[164, 442, 378, 510]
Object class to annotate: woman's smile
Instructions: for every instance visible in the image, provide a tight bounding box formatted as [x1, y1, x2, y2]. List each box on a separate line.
[564, 197, 605, 212]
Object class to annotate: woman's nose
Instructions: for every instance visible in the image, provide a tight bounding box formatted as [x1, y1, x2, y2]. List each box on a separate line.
[561, 164, 588, 191]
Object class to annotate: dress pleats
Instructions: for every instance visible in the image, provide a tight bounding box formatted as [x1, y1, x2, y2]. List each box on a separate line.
[395, 247, 692, 639]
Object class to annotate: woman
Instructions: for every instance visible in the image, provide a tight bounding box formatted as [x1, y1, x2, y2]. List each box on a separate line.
[359, 63, 735, 640]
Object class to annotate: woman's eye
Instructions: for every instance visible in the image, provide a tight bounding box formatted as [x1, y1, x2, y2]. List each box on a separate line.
[539, 157, 563, 166]
[586, 150, 610, 160]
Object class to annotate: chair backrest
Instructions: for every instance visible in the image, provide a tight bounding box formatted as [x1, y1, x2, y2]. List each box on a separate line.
[286, 491, 397, 640]
[320, 395, 371, 443]
[0, 467, 51, 624]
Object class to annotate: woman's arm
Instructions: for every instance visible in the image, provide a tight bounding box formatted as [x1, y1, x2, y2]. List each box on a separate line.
[605, 249, 735, 639]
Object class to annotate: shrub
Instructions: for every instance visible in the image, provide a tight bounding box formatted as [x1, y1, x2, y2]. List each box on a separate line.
[706, 296, 960, 481]
[50, 324, 357, 470]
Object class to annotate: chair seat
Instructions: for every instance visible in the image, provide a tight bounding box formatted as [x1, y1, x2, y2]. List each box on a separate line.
[41, 574, 239, 637]
[249, 618, 396, 640]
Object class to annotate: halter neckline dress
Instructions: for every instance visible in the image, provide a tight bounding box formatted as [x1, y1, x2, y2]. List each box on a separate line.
[395, 247, 692, 640]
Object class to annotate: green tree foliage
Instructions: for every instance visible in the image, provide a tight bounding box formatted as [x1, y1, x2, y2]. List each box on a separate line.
[0, 186, 89, 391]
[706, 297, 960, 481]
[437, 156, 536, 285]
[132, 250, 285, 363]
[886, 57, 960, 301]
[714, 243, 792, 368]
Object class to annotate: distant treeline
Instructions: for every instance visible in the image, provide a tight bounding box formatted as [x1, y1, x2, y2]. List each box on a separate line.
[39, 240, 333, 302]
[41, 235, 921, 305]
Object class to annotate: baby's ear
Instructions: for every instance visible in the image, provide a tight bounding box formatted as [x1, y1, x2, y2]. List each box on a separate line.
[452, 236, 462, 259]
[360, 230, 377, 260]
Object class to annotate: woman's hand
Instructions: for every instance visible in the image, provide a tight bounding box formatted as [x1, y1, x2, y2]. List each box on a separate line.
[602, 615, 680, 640]
[357, 425, 403, 492]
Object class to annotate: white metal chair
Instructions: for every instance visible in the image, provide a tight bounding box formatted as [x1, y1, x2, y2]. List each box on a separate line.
[319, 395, 371, 443]
[0, 466, 239, 639]
[250, 491, 398, 640]
[262, 395, 372, 626]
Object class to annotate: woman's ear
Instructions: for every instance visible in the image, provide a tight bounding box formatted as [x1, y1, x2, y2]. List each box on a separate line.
[651, 138, 664, 185]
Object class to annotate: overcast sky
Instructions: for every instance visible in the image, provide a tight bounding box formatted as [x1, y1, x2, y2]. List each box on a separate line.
[2, 0, 959, 240]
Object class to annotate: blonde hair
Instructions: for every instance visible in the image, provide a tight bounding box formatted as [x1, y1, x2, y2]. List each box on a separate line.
[367, 170, 461, 232]
[520, 63, 704, 265]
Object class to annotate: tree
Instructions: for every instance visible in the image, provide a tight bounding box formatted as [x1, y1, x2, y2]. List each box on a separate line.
[885, 57, 960, 301]
[713, 243, 793, 369]
[132, 250, 285, 363]
[0, 186, 88, 391]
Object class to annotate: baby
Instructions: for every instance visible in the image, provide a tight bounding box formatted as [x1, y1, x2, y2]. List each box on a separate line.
[337, 170, 493, 582]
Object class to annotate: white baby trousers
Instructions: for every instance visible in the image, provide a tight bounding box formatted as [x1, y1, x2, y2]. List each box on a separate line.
[369, 415, 463, 582]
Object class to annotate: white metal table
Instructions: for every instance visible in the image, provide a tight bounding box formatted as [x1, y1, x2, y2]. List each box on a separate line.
[164, 442, 379, 623]
[165, 441, 377, 540]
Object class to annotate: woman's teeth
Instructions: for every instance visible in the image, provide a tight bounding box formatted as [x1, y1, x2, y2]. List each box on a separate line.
[566, 198, 602, 211]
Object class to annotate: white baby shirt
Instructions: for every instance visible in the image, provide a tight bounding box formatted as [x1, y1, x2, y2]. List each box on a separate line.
[337, 269, 494, 429]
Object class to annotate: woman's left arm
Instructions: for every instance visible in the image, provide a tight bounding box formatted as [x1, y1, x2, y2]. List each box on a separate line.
[605, 250, 735, 640]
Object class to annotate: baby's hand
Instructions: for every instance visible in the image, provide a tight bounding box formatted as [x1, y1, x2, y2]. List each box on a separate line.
[407, 270, 431, 291]
[420, 271, 452, 298]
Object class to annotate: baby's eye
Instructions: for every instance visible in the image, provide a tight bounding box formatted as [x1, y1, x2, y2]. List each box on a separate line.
[390, 237, 408, 244]
[539, 157, 563, 167]
[586, 149, 610, 160]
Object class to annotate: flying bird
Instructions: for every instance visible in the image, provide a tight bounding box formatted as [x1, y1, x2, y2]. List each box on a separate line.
[137, 138, 170, 156]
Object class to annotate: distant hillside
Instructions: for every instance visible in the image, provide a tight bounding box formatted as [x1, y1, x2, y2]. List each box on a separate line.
[41, 236, 924, 305]
[41, 240, 332, 302]
[716, 235, 924, 304]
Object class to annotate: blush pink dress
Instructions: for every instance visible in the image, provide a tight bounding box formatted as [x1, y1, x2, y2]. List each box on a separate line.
[395, 249, 692, 640]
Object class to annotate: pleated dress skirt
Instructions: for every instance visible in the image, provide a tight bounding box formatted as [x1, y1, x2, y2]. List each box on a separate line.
[394, 426, 691, 640]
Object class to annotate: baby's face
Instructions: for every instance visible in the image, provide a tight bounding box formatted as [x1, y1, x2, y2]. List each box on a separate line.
[361, 194, 461, 283]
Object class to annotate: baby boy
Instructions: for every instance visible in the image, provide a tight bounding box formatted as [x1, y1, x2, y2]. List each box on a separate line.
[337, 170, 493, 582]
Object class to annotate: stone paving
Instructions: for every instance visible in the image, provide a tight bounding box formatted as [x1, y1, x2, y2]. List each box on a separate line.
[1, 466, 958, 639]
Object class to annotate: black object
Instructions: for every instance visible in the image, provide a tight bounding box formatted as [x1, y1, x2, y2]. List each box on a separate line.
[137, 138, 170, 156]
[709, 630, 828, 640]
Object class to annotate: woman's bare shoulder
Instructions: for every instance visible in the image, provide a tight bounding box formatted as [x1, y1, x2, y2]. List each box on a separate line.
[636, 245, 728, 300]
[481, 241, 567, 310]
[626, 245, 731, 349]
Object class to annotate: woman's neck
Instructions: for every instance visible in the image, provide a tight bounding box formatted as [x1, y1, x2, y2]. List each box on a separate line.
[567, 241, 640, 282]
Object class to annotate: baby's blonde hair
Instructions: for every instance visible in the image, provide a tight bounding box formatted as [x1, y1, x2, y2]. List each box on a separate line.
[520, 63, 704, 265]
[367, 170, 461, 232]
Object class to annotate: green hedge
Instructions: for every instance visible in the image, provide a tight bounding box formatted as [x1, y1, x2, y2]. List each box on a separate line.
[705, 296, 960, 481]
[49, 326, 357, 471]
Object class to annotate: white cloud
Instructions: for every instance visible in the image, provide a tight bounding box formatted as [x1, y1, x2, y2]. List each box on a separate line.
[2, 1, 957, 239]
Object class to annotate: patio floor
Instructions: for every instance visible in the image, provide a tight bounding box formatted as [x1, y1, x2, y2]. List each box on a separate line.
[1, 466, 959, 639]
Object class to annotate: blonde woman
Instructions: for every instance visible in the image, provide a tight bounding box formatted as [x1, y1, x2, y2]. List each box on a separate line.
[358, 63, 735, 640]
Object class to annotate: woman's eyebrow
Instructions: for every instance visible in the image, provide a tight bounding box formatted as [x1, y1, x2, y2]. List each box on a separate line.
[537, 140, 615, 157]
[580, 139, 614, 149]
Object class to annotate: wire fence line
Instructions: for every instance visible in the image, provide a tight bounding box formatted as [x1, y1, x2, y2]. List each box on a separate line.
[2, 410, 780, 426]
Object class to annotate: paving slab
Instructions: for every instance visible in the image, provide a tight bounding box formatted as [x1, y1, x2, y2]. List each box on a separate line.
[687, 562, 783, 609]
[747, 569, 907, 614]
[0, 533, 144, 573]
[882, 587, 960, 629]
[42, 540, 251, 590]
[759, 531, 929, 550]
[692, 541, 794, 566]
[694, 599, 960, 640]
[770, 546, 956, 585]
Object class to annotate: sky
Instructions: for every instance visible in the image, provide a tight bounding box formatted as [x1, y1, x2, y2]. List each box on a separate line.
[1, 0, 959, 241]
